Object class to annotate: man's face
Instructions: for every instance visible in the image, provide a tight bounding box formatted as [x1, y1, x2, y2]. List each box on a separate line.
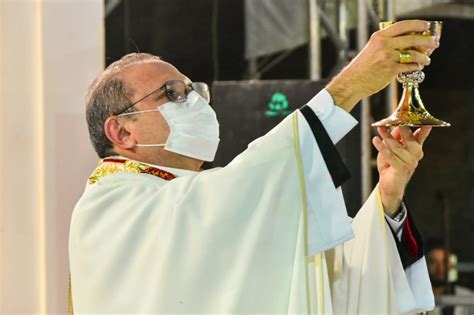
[427, 248, 451, 282]
[118, 61, 196, 166]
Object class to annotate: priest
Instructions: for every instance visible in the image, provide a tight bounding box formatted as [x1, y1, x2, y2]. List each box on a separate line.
[70, 20, 438, 314]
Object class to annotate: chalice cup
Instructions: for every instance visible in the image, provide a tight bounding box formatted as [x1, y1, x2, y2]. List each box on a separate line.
[372, 21, 450, 127]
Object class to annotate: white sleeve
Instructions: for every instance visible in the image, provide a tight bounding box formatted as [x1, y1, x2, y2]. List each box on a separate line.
[387, 235, 435, 314]
[297, 89, 359, 255]
[385, 204, 407, 240]
[302, 88, 358, 143]
[327, 187, 434, 314]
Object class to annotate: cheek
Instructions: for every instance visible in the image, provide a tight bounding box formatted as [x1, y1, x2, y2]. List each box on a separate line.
[155, 113, 170, 138]
[139, 113, 170, 142]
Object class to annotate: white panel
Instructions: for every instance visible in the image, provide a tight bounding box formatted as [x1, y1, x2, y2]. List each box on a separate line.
[0, 0, 103, 313]
[0, 2, 43, 313]
[41, 1, 103, 312]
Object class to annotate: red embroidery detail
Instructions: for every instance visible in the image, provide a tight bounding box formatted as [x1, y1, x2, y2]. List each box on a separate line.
[402, 215, 419, 257]
[103, 158, 176, 181]
[143, 168, 176, 181]
[103, 158, 128, 164]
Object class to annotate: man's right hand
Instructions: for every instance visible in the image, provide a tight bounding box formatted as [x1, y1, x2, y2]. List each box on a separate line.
[326, 20, 440, 112]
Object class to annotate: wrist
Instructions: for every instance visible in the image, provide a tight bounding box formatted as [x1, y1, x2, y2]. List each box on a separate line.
[326, 74, 363, 112]
[381, 193, 403, 218]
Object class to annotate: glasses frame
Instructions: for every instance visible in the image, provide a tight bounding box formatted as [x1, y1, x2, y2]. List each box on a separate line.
[115, 79, 194, 116]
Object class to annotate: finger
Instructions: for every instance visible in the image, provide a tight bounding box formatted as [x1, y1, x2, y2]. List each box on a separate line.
[425, 47, 436, 57]
[384, 49, 430, 67]
[390, 127, 402, 142]
[397, 63, 424, 73]
[372, 136, 404, 169]
[378, 127, 398, 143]
[391, 35, 438, 51]
[397, 126, 423, 156]
[398, 126, 416, 143]
[378, 127, 404, 151]
[379, 20, 429, 37]
[398, 50, 431, 66]
[413, 126, 432, 145]
[377, 127, 413, 164]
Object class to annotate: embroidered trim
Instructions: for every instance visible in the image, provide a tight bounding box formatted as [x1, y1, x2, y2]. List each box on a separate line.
[293, 113, 324, 314]
[88, 158, 176, 185]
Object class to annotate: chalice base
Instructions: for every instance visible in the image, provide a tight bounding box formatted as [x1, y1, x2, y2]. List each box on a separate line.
[372, 111, 451, 127]
[372, 79, 451, 127]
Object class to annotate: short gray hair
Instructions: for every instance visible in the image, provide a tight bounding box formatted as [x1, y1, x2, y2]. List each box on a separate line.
[86, 53, 162, 158]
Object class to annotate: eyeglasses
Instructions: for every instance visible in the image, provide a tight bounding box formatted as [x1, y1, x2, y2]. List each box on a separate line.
[115, 80, 207, 116]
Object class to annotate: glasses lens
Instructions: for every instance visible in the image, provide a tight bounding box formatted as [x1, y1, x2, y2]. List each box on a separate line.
[165, 81, 187, 102]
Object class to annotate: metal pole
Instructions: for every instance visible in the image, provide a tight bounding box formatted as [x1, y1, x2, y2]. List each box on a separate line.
[358, 0, 371, 201]
[385, 0, 397, 114]
[318, 7, 348, 52]
[334, 0, 349, 69]
[309, 0, 321, 80]
[248, 58, 258, 80]
[338, 0, 348, 59]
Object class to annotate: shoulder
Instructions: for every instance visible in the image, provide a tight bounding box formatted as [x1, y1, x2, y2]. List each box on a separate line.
[73, 171, 203, 212]
[72, 173, 167, 216]
[87, 172, 167, 195]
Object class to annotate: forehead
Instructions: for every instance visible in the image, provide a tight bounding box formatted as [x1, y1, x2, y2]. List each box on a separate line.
[121, 60, 190, 93]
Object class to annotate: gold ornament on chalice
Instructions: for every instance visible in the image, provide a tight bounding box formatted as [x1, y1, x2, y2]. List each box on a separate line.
[372, 21, 450, 127]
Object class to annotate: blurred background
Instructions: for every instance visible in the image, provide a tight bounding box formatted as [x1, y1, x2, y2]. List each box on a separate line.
[1, 0, 473, 313]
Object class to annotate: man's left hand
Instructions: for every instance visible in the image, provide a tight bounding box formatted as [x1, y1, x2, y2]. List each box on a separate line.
[372, 126, 432, 217]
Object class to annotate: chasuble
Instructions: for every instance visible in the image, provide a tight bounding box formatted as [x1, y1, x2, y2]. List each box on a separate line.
[69, 89, 434, 314]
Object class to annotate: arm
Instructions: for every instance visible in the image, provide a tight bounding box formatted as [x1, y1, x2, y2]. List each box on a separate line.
[369, 126, 434, 313]
[373, 126, 431, 215]
[323, 124, 433, 312]
[309, 19, 437, 218]
[242, 20, 437, 256]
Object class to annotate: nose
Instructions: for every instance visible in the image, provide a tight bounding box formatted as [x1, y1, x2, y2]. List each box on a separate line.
[192, 82, 211, 103]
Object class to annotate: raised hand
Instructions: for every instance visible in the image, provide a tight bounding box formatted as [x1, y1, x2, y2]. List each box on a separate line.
[372, 126, 432, 216]
[326, 20, 439, 112]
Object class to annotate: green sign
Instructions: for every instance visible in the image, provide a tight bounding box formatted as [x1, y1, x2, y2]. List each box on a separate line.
[265, 92, 291, 117]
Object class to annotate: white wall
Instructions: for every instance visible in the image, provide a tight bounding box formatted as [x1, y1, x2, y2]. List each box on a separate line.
[0, 1, 103, 313]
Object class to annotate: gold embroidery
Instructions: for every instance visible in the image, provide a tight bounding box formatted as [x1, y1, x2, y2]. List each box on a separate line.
[88, 158, 175, 184]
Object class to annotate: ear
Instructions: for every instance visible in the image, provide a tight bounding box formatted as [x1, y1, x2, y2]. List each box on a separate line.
[104, 116, 136, 150]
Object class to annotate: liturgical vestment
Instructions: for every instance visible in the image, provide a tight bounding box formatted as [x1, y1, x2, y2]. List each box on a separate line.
[69, 89, 435, 314]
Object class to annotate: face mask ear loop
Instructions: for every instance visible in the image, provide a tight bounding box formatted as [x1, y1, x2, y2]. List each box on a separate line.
[135, 144, 166, 147]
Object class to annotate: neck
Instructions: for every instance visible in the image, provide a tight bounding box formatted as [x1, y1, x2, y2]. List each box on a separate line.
[113, 149, 204, 172]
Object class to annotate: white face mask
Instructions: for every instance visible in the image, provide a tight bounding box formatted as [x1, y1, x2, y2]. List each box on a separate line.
[123, 91, 220, 162]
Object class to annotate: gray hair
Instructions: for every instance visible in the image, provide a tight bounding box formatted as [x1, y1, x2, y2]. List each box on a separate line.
[86, 53, 162, 158]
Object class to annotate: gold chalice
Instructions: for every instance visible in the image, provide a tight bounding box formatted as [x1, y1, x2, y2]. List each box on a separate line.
[372, 21, 450, 127]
